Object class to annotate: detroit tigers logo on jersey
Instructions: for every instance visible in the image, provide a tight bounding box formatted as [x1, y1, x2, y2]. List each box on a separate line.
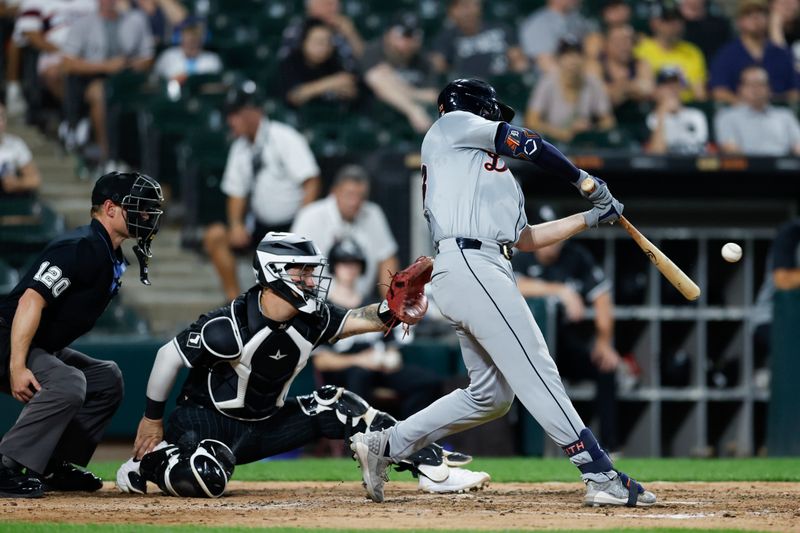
[483, 152, 508, 172]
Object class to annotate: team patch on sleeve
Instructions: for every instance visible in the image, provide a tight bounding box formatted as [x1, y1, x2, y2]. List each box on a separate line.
[497, 123, 542, 161]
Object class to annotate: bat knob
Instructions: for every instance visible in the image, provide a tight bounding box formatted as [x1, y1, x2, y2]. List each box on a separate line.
[580, 177, 596, 194]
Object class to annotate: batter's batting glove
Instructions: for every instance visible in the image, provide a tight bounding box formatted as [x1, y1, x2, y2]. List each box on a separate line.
[578, 174, 623, 226]
[583, 198, 624, 228]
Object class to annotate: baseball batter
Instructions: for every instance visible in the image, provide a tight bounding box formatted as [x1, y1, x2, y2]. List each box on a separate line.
[351, 79, 656, 507]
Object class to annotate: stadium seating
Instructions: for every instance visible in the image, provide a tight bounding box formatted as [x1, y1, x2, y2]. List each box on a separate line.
[0, 197, 65, 269]
[0, 259, 19, 297]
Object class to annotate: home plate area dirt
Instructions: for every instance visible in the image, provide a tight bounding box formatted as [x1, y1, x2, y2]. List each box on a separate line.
[2, 481, 799, 531]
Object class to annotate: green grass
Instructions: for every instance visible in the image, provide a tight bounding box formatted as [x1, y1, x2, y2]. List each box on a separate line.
[88, 457, 800, 484]
[0, 525, 772, 533]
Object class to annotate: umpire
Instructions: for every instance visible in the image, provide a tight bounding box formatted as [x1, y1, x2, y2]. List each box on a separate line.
[0, 171, 163, 498]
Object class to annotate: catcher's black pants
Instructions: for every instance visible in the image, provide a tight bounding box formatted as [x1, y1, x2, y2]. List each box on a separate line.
[0, 338, 124, 474]
[165, 398, 349, 465]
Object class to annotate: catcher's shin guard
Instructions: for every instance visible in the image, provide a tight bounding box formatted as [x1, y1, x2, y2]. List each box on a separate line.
[140, 439, 236, 498]
[296, 385, 391, 441]
[298, 386, 471, 481]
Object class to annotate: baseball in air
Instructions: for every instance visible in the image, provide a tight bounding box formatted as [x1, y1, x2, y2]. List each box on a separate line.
[721, 242, 742, 263]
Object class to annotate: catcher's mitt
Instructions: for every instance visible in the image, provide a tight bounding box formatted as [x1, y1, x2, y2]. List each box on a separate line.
[381, 256, 433, 329]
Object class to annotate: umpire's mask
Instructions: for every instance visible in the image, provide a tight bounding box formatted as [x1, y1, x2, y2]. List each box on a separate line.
[123, 174, 163, 285]
[93, 171, 164, 285]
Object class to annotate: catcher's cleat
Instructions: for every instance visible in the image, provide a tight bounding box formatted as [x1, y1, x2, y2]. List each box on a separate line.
[40, 462, 102, 492]
[350, 430, 392, 503]
[584, 471, 656, 507]
[116, 457, 147, 494]
[418, 468, 490, 494]
[0, 465, 43, 498]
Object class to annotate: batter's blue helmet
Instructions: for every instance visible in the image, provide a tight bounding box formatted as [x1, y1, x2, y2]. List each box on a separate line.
[437, 78, 515, 122]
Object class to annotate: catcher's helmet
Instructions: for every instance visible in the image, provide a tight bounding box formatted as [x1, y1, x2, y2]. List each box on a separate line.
[253, 232, 331, 314]
[437, 78, 515, 122]
[328, 238, 366, 275]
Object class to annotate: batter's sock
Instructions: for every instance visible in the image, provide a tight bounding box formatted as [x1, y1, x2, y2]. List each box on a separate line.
[562, 428, 615, 483]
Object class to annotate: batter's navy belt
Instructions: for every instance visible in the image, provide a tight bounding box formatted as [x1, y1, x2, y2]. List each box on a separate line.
[436, 238, 514, 260]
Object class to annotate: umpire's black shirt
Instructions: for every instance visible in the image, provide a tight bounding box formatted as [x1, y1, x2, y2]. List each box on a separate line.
[0, 218, 126, 354]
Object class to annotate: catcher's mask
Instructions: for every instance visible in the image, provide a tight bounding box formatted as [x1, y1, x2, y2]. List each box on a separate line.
[92, 171, 164, 285]
[253, 232, 332, 314]
[437, 78, 515, 123]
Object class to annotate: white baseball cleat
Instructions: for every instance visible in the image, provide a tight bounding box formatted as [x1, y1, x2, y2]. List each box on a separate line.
[350, 431, 392, 503]
[418, 468, 490, 494]
[584, 472, 656, 507]
[116, 457, 146, 494]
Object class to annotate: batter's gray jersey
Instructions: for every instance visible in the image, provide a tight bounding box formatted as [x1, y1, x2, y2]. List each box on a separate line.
[422, 111, 527, 244]
[387, 110, 589, 471]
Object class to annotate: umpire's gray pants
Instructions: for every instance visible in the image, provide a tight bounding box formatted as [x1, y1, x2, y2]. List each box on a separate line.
[0, 344, 124, 474]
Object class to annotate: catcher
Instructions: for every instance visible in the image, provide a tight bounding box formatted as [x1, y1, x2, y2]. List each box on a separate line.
[117, 232, 486, 497]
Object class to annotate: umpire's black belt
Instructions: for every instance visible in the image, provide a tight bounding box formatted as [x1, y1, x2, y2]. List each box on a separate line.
[436, 238, 514, 260]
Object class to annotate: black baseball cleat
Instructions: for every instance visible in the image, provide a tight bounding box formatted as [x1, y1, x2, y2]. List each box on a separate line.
[39, 462, 103, 492]
[0, 465, 44, 498]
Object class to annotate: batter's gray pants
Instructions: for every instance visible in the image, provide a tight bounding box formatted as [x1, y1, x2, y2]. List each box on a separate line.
[387, 241, 585, 461]
[0, 344, 124, 474]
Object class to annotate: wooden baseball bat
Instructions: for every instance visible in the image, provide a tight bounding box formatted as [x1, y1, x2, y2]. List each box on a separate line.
[581, 178, 701, 301]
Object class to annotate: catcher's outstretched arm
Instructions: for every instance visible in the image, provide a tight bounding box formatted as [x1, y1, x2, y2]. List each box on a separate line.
[338, 303, 389, 339]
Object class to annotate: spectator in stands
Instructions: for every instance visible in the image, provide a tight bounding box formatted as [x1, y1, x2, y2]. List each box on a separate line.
[646, 67, 708, 154]
[13, 0, 96, 102]
[710, 0, 799, 103]
[280, 0, 363, 70]
[634, 0, 707, 102]
[772, 218, 800, 286]
[127, 0, 188, 47]
[589, 24, 654, 111]
[769, 0, 800, 71]
[714, 65, 800, 155]
[291, 164, 399, 301]
[512, 204, 621, 452]
[204, 82, 321, 301]
[525, 38, 615, 144]
[752, 216, 800, 376]
[0, 103, 40, 196]
[313, 239, 443, 420]
[679, 0, 732, 62]
[277, 18, 358, 109]
[519, 0, 601, 73]
[153, 17, 222, 83]
[361, 13, 438, 134]
[60, 0, 154, 163]
[600, 0, 632, 29]
[430, 0, 527, 79]
[2, 0, 27, 117]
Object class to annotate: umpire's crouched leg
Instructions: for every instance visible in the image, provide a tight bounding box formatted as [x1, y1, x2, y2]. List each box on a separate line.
[46, 350, 124, 478]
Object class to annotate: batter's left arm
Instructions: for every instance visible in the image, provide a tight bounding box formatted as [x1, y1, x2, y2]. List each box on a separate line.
[515, 213, 588, 253]
[495, 123, 623, 226]
[493, 123, 584, 186]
